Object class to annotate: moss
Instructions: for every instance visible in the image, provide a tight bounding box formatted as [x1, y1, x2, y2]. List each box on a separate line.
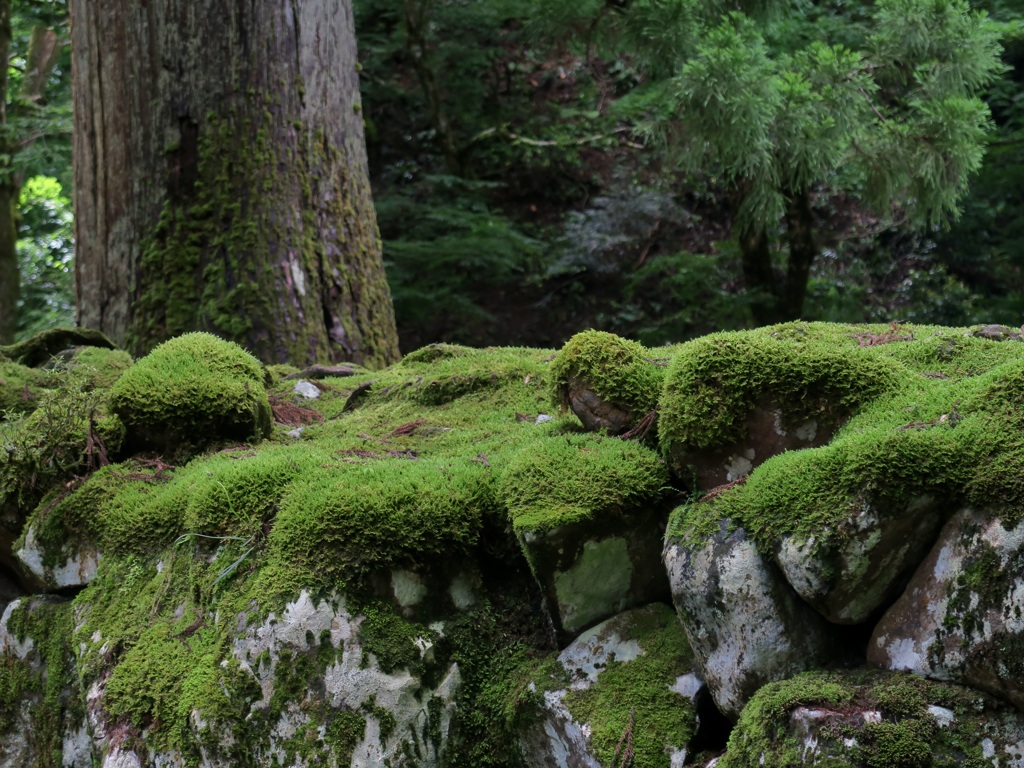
[0, 361, 47, 417]
[102, 622, 216, 735]
[110, 332, 272, 454]
[264, 363, 299, 384]
[0, 326, 116, 367]
[360, 345, 549, 408]
[324, 710, 366, 764]
[266, 455, 492, 589]
[560, 605, 697, 768]
[66, 346, 134, 389]
[178, 442, 338, 538]
[403, 343, 473, 364]
[550, 330, 667, 424]
[659, 323, 909, 459]
[438, 605, 564, 768]
[500, 433, 670, 535]
[665, 343, 1004, 548]
[356, 601, 434, 674]
[719, 670, 1004, 768]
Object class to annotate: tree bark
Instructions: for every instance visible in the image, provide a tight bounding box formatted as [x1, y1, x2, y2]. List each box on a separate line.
[735, 186, 819, 326]
[781, 187, 817, 321]
[71, 0, 401, 367]
[737, 222, 784, 327]
[0, 0, 15, 344]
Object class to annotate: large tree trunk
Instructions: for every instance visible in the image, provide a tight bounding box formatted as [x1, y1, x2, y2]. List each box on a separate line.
[71, 0, 401, 367]
[0, 0, 15, 344]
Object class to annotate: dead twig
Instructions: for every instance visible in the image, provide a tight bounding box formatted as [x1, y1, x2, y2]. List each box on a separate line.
[619, 409, 658, 441]
[611, 707, 635, 768]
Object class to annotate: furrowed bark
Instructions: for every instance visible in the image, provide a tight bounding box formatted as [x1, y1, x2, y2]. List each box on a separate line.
[72, 0, 400, 367]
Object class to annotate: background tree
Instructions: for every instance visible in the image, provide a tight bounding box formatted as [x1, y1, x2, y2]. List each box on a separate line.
[71, 0, 400, 367]
[556, 0, 1004, 324]
[0, 0, 69, 343]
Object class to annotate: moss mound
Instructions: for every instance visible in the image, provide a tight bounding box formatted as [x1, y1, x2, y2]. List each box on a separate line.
[658, 323, 909, 460]
[110, 332, 272, 453]
[551, 330, 668, 433]
[267, 455, 494, 588]
[500, 433, 670, 535]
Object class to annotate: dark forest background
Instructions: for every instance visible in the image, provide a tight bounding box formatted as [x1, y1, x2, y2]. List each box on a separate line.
[9, 0, 1024, 353]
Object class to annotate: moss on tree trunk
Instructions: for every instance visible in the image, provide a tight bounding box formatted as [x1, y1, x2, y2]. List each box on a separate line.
[71, 0, 400, 367]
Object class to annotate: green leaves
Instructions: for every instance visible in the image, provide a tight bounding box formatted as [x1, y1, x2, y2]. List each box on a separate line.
[871, 0, 1003, 96]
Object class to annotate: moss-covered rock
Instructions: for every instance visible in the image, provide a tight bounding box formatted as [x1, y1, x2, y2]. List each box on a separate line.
[518, 604, 699, 768]
[0, 361, 47, 418]
[658, 323, 908, 488]
[9, 325, 1024, 767]
[720, 670, 1024, 768]
[0, 326, 116, 367]
[110, 332, 272, 453]
[551, 330, 669, 435]
[500, 434, 673, 640]
[869, 505, 1024, 710]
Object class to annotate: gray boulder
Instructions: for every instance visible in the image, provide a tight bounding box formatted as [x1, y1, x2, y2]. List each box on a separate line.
[774, 492, 949, 624]
[869, 506, 1024, 709]
[664, 520, 842, 719]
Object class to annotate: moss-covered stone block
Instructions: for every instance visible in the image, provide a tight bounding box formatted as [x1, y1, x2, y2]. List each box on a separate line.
[501, 434, 672, 642]
[551, 330, 669, 435]
[720, 670, 1024, 768]
[110, 332, 272, 453]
